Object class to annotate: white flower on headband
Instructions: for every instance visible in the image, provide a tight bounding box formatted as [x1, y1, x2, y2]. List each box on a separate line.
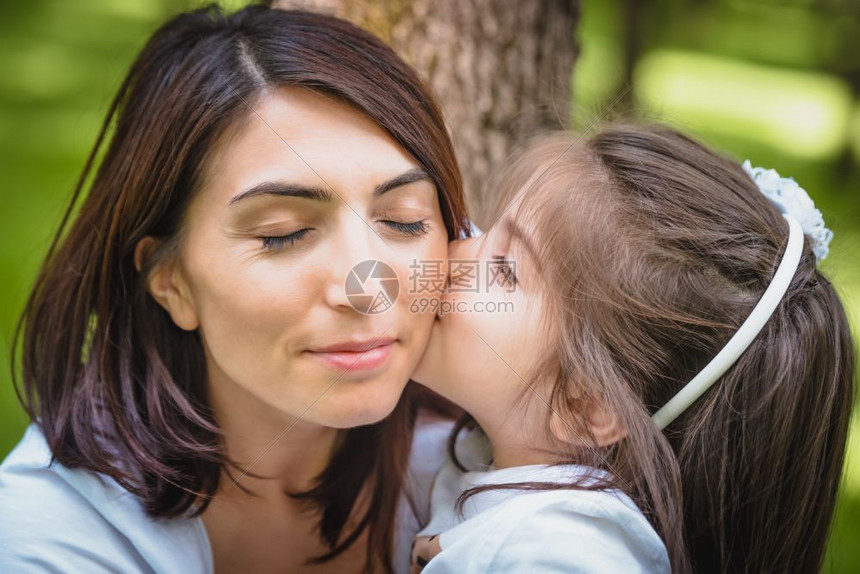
[742, 159, 833, 261]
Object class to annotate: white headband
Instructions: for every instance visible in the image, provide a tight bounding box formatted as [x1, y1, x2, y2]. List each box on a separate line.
[651, 161, 832, 430]
[651, 214, 804, 429]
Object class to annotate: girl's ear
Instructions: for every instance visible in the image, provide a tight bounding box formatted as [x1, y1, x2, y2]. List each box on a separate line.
[549, 399, 627, 448]
[134, 236, 200, 331]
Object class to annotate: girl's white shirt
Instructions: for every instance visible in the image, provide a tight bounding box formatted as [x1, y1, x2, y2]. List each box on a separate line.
[0, 414, 454, 573]
[414, 426, 671, 573]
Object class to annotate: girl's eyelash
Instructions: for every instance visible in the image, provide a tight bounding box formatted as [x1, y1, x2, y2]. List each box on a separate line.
[261, 228, 312, 250]
[492, 254, 518, 286]
[383, 220, 429, 236]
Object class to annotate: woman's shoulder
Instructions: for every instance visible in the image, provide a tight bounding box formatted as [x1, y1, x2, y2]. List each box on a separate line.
[0, 422, 212, 573]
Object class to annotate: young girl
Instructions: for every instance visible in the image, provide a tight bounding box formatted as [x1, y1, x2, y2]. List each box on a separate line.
[409, 123, 855, 573]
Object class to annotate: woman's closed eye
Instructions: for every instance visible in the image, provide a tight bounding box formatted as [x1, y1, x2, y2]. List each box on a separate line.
[381, 219, 429, 237]
[260, 219, 430, 252]
[261, 228, 313, 251]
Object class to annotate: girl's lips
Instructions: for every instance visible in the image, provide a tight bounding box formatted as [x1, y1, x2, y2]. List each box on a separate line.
[307, 341, 395, 373]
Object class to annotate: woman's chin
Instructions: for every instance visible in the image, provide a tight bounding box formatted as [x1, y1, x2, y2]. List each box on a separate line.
[314, 387, 403, 428]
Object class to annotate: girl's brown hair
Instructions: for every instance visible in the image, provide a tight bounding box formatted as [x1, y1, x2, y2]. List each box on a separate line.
[453, 123, 855, 573]
[10, 3, 468, 572]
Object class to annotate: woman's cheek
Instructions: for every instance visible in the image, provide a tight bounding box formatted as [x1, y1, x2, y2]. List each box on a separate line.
[398, 237, 448, 312]
[199, 259, 311, 342]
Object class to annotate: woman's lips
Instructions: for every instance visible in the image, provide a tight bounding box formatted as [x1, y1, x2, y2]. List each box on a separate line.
[307, 337, 396, 372]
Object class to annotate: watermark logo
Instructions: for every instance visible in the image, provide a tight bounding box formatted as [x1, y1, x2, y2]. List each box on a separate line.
[345, 259, 400, 314]
[409, 259, 517, 294]
[344, 258, 517, 315]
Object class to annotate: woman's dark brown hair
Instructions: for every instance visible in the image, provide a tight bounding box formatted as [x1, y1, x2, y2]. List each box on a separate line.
[451, 123, 855, 573]
[10, 3, 468, 572]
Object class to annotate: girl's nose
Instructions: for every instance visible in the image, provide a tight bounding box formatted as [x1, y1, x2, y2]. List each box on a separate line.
[447, 235, 481, 260]
[445, 235, 485, 290]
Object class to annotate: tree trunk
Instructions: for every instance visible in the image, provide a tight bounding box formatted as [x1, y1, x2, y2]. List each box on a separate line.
[270, 0, 581, 227]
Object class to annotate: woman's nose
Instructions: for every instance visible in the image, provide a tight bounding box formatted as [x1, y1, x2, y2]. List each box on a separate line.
[322, 221, 388, 311]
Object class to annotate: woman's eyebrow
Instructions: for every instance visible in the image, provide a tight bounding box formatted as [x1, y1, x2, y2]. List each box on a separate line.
[227, 180, 330, 206]
[373, 167, 431, 196]
[226, 167, 431, 207]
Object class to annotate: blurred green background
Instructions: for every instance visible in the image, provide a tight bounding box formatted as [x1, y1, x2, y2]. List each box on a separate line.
[0, 0, 857, 570]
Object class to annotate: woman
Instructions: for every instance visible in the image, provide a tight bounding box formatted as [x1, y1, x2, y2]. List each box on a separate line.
[0, 3, 470, 573]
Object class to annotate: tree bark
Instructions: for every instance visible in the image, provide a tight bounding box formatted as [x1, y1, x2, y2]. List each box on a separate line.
[270, 0, 581, 227]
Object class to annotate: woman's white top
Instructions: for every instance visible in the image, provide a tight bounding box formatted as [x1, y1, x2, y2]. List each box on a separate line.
[0, 415, 454, 573]
[412, 427, 671, 573]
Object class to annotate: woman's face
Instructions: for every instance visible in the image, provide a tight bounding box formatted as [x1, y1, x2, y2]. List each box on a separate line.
[141, 87, 448, 429]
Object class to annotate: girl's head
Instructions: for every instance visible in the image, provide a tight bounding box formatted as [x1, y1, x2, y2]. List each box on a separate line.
[14, 3, 467, 571]
[416, 123, 855, 573]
